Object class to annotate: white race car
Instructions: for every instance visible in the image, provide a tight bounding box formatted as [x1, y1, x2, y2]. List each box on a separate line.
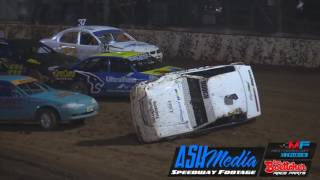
[41, 26, 163, 61]
[130, 64, 261, 142]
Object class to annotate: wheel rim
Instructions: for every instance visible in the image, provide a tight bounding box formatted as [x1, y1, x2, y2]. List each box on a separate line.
[40, 113, 52, 129]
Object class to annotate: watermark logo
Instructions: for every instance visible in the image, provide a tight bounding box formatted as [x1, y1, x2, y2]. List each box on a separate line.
[168, 145, 264, 176]
[288, 140, 310, 150]
[260, 140, 316, 177]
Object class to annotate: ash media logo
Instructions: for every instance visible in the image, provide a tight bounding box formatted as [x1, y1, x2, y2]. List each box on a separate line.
[168, 145, 265, 176]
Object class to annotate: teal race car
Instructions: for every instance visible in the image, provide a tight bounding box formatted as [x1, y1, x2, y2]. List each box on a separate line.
[0, 75, 98, 129]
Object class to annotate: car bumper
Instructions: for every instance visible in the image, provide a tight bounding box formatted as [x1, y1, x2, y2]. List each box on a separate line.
[59, 105, 99, 122]
[66, 110, 98, 121]
[150, 52, 163, 62]
[130, 85, 160, 142]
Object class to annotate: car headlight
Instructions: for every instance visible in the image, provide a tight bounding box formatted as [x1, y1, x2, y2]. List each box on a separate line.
[91, 98, 97, 104]
[62, 103, 85, 109]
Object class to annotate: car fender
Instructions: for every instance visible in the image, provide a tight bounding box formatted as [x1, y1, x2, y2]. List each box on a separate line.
[33, 105, 61, 121]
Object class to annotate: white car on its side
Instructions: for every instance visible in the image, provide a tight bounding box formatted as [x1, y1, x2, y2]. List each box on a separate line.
[41, 26, 163, 61]
[130, 64, 261, 143]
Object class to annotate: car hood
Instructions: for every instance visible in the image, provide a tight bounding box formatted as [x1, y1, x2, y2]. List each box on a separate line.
[110, 41, 158, 52]
[31, 90, 94, 105]
[142, 66, 183, 76]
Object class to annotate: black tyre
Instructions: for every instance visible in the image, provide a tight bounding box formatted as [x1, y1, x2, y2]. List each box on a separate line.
[70, 81, 89, 94]
[37, 108, 58, 130]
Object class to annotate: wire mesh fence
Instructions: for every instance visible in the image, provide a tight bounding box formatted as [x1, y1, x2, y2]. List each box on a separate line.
[0, 0, 320, 36]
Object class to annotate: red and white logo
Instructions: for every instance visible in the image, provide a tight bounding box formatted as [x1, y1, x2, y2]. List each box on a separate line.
[264, 160, 307, 174]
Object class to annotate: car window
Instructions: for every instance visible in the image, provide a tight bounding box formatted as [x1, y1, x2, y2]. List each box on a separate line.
[93, 30, 135, 43]
[113, 32, 132, 42]
[80, 32, 99, 45]
[76, 57, 108, 72]
[17, 81, 48, 95]
[36, 44, 53, 54]
[131, 58, 162, 72]
[60, 31, 78, 44]
[109, 58, 132, 73]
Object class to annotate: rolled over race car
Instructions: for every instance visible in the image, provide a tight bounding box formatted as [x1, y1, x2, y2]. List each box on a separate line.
[130, 64, 261, 142]
[51, 51, 181, 96]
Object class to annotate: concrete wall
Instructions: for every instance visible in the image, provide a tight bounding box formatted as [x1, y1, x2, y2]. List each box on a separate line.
[0, 24, 319, 68]
[128, 29, 320, 68]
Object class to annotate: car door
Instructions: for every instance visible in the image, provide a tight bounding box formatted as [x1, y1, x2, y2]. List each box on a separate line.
[74, 57, 108, 95]
[57, 31, 79, 57]
[106, 58, 139, 94]
[0, 81, 31, 120]
[77, 31, 101, 59]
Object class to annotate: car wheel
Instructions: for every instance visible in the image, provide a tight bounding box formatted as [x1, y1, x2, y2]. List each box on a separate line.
[37, 108, 58, 130]
[70, 81, 89, 94]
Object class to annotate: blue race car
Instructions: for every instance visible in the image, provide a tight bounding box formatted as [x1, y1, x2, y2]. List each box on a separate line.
[0, 75, 98, 129]
[51, 52, 182, 96]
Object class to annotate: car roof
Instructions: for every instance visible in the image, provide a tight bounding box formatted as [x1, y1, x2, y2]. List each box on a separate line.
[0, 75, 36, 85]
[0, 75, 28, 81]
[95, 51, 145, 60]
[64, 26, 120, 33]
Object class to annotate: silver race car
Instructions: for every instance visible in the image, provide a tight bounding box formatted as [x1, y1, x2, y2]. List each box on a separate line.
[41, 26, 163, 61]
[131, 64, 261, 142]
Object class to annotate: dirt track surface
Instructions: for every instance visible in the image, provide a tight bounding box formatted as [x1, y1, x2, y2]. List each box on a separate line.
[0, 63, 319, 180]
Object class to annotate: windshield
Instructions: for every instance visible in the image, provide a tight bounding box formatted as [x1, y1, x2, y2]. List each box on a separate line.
[17, 81, 50, 95]
[93, 29, 135, 43]
[131, 58, 163, 72]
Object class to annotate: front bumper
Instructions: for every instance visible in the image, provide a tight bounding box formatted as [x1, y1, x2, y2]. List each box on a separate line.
[59, 104, 99, 122]
[67, 110, 98, 121]
[150, 52, 163, 62]
[130, 85, 159, 143]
